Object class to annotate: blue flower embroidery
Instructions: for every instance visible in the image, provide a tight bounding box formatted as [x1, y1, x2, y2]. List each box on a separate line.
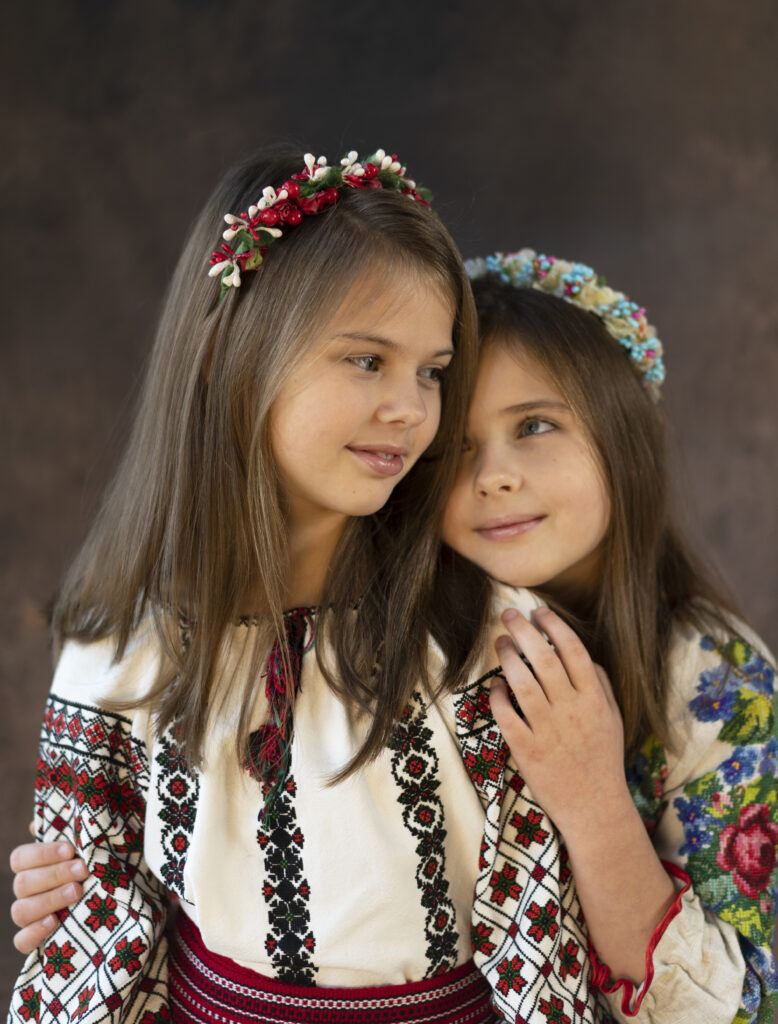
[742, 653, 775, 696]
[720, 746, 760, 785]
[758, 737, 778, 777]
[689, 662, 741, 722]
[674, 794, 715, 855]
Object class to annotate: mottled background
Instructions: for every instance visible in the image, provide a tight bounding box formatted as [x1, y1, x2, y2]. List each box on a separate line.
[2, 0, 777, 1010]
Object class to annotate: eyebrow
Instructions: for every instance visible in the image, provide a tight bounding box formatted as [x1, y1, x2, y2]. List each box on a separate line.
[335, 331, 454, 359]
[500, 400, 570, 415]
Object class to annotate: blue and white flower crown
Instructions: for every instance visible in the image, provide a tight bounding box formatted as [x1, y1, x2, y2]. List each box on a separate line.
[465, 249, 666, 401]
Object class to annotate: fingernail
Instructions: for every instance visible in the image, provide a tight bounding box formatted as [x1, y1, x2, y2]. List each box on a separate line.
[503, 608, 519, 622]
[495, 635, 510, 651]
[70, 860, 85, 877]
[64, 883, 78, 899]
[43, 915, 56, 928]
[533, 606, 549, 617]
[57, 843, 72, 856]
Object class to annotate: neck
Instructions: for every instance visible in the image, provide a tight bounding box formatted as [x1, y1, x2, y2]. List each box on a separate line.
[283, 512, 349, 608]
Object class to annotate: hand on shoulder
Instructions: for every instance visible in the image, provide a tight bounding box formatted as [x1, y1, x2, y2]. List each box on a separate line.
[9, 826, 87, 955]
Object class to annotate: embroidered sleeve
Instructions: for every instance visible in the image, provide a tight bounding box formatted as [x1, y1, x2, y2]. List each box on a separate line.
[607, 631, 778, 1024]
[454, 668, 602, 1023]
[9, 692, 170, 1024]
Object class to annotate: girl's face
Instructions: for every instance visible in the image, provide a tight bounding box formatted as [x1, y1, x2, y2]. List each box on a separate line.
[441, 339, 611, 602]
[270, 268, 455, 533]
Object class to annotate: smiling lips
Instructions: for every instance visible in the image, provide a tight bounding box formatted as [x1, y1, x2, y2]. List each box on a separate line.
[475, 514, 546, 541]
[347, 444, 409, 477]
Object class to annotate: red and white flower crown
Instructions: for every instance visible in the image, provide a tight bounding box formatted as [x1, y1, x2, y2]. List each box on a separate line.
[208, 149, 432, 301]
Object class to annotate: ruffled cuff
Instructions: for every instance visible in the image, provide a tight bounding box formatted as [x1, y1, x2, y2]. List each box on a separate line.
[588, 861, 690, 1017]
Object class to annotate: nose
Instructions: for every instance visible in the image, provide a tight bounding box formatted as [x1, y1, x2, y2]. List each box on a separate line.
[375, 376, 428, 428]
[475, 445, 522, 497]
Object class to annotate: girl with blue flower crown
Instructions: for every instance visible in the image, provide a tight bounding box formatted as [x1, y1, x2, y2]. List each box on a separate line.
[9, 219, 777, 1020]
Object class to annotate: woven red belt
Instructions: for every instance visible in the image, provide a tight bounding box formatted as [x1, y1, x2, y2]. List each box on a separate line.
[169, 911, 496, 1023]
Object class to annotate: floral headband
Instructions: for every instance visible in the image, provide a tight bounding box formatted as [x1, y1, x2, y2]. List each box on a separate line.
[465, 249, 666, 401]
[208, 149, 432, 301]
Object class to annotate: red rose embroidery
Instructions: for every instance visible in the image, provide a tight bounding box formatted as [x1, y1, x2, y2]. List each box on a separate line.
[716, 803, 778, 898]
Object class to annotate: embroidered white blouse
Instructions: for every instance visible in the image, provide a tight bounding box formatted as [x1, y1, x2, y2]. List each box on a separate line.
[9, 583, 770, 1024]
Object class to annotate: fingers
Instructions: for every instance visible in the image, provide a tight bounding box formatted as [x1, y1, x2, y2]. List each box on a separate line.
[494, 632, 550, 727]
[527, 607, 598, 690]
[10, 841, 77, 874]
[12, 857, 88, 900]
[12, 879, 83, 930]
[594, 663, 620, 712]
[499, 607, 572, 704]
[13, 915, 62, 956]
[28, 821, 35, 838]
[490, 675, 532, 748]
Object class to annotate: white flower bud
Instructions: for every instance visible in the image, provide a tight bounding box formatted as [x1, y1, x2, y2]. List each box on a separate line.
[248, 205, 259, 219]
[304, 153, 316, 173]
[348, 150, 358, 163]
[224, 214, 241, 225]
[313, 167, 327, 181]
[277, 189, 288, 201]
[375, 149, 385, 162]
[262, 186, 276, 202]
[381, 156, 392, 170]
[222, 228, 238, 241]
[389, 161, 402, 173]
[316, 155, 327, 165]
[208, 263, 226, 277]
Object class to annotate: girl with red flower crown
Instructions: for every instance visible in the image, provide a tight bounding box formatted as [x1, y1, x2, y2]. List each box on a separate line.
[10, 231, 778, 1019]
[6, 149, 606, 1024]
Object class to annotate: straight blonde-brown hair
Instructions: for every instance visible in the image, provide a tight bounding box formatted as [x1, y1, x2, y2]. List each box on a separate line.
[53, 145, 480, 773]
[451, 277, 742, 755]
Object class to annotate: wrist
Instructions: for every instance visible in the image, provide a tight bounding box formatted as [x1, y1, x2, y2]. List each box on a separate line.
[554, 780, 637, 841]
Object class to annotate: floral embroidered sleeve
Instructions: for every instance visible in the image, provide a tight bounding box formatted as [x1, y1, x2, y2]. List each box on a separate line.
[616, 626, 778, 1024]
[9, 638, 170, 1024]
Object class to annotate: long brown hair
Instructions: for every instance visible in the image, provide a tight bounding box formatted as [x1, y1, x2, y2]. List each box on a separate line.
[455, 276, 741, 754]
[53, 145, 479, 771]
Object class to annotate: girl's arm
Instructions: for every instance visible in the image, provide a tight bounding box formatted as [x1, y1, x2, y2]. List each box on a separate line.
[10, 834, 88, 954]
[9, 637, 171, 1024]
[493, 606, 756, 1023]
[492, 606, 677, 982]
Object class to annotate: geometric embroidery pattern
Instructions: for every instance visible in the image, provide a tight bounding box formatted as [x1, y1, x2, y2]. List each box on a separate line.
[388, 692, 460, 977]
[11, 694, 170, 1023]
[453, 669, 603, 1023]
[256, 776, 317, 985]
[154, 728, 200, 899]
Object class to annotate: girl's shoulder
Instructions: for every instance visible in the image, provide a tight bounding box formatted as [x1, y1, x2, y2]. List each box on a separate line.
[51, 617, 163, 709]
[662, 606, 775, 777]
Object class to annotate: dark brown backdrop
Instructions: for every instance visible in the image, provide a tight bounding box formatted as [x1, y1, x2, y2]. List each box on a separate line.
[2, 0, 777, 1010]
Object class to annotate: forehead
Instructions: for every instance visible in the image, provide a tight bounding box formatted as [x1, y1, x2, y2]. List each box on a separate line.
[331, 261, 456, 326]
[472, 340, 563, 410]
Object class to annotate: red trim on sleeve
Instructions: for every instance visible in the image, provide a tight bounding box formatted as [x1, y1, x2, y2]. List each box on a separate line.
[588, 861, 691, 1017]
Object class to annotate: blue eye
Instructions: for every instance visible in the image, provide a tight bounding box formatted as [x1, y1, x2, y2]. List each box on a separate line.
[520, 418, 554, 437]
